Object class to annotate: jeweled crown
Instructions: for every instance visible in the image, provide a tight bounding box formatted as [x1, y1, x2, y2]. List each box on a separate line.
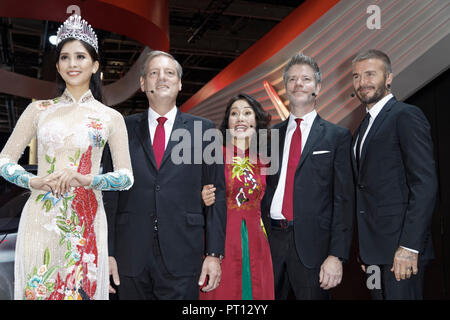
[56, 14, 98, 53]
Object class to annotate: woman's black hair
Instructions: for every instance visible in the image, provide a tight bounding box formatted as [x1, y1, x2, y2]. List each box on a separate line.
[219, 93, 271, 151]
[55, 38, 103, 102]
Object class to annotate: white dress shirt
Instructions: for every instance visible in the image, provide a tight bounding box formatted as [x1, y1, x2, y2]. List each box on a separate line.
[270, 109, 317, 220]
[148, 105, 177, 149]
[353, 93, 393, 158]
[353, 93, 418, 254]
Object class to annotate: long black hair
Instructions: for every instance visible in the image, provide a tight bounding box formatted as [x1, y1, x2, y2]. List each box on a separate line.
[219, 93, 271, 151]
[55, 38, 103, 102]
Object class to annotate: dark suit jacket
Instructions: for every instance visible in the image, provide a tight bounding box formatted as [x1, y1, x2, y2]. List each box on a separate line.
[261, 114, 354, 268]
[352, 97, 437, 265]
[103, 109, 227, 277]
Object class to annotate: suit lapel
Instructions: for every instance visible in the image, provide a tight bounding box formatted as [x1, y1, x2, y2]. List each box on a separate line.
[134, 109, 158, 170]
[359, 97, 396, 167]
[275, 120, 288, 182]
[297, 115, 324, 171]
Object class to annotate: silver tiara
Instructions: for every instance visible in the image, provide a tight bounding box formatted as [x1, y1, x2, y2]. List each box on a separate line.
[56, 14, 98, 53]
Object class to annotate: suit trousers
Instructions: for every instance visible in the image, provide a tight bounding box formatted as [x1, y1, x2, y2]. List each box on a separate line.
[117, 229, 200, 300]
[269, 226, 329, 300]
[365, 260, 428, 300]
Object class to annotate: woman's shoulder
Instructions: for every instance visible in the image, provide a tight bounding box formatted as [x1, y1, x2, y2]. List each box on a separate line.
[29, 97, 62, 112]
[91, 100, 125, 120]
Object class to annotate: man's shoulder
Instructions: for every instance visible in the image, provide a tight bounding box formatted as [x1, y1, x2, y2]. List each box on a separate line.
[179, 111, 216, 128]
[124, 112, 144, 125]
[270, 119, 288, 129]
[391, 100, 423, 115]
[317, 116, 351, 136]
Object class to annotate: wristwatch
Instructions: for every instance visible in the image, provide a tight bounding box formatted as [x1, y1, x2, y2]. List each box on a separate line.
[206, 252, 224, 261]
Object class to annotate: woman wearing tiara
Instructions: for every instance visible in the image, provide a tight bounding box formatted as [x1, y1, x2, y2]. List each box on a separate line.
[0, 15, 133, 300]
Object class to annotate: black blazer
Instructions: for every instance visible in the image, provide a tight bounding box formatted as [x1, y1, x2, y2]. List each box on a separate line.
[262, 114, 354, 268]
[352, 97, 437, 265]
[103, 109, 227, 277]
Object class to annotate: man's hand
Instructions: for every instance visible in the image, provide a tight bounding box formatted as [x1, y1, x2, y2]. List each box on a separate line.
[390, 247, 418, 281]
[201, 184, 216, 207]
[109, 256, 120, 294]
[198, 256, 221, 292]
[319, 255, 343, 290]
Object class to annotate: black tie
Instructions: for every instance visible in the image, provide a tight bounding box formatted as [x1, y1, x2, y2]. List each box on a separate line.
[356, 112, 371, 169]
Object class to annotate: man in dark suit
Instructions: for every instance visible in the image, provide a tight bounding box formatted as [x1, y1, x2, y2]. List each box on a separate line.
[103, 51, 226, 299]
[351, 49, 437, 299]
[261, 53, 354, 300]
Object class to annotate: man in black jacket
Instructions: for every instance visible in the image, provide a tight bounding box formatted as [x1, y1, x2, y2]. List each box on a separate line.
[351, 49, 437, 299]
[103, 51, 226, 299]
[261, 53, 354, 299]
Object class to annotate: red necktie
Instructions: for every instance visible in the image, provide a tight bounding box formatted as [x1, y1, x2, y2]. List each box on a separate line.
[153, 116, 167, 169]
[282, 118, 303, 221]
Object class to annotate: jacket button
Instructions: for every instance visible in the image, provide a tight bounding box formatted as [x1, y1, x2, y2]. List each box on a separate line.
[358, 184, 365, 190]
[359, 210, 365, 214]
[155, 185, 160, 191]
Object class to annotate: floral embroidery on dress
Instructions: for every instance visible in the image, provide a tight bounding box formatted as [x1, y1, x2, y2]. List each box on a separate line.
[36, 98, 60, 111]
[36, 154, 59, 212]
[70, 145, 98, 299]
[24, 248, 59, 300]
[231, 156, 259, 207]
[236, 187, 249, 207]
[36, 150, 82, 212]
[28, 146, 98, 300]
[86, 117, 105, 148]
[69, 149, 81, 169]
[45, 154, 56, 174]
[55, 194, 82, 264]
[79, 92, 94, 104]
[60, 89, 94, 105]
[60, 91, 74, 104]
[38, 121, 67, 158]
[0, 88, 133, 300]
[36, 192, 63, 213]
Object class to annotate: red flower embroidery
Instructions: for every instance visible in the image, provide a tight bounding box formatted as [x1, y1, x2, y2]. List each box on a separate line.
[69, 146, 98, 299]
[87, 121, 103, 130]
[48, 273, 65, 300]
[25, 288, 36, 300]
[37, 100, 52, 110]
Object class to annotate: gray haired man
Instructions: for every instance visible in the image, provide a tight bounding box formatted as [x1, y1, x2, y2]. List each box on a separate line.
[261, 53, 354, 299]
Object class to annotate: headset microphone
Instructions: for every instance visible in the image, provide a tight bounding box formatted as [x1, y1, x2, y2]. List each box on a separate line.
[311, 93, 316, 97]
[150, 90, 155, 94]
[350, 92, 355, 97]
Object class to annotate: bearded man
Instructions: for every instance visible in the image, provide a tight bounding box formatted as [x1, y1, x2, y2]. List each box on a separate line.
[351, 49, 437, 300]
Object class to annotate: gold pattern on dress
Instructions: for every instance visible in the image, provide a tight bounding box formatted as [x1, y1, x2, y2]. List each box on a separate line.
[231, 156, 260, 208]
